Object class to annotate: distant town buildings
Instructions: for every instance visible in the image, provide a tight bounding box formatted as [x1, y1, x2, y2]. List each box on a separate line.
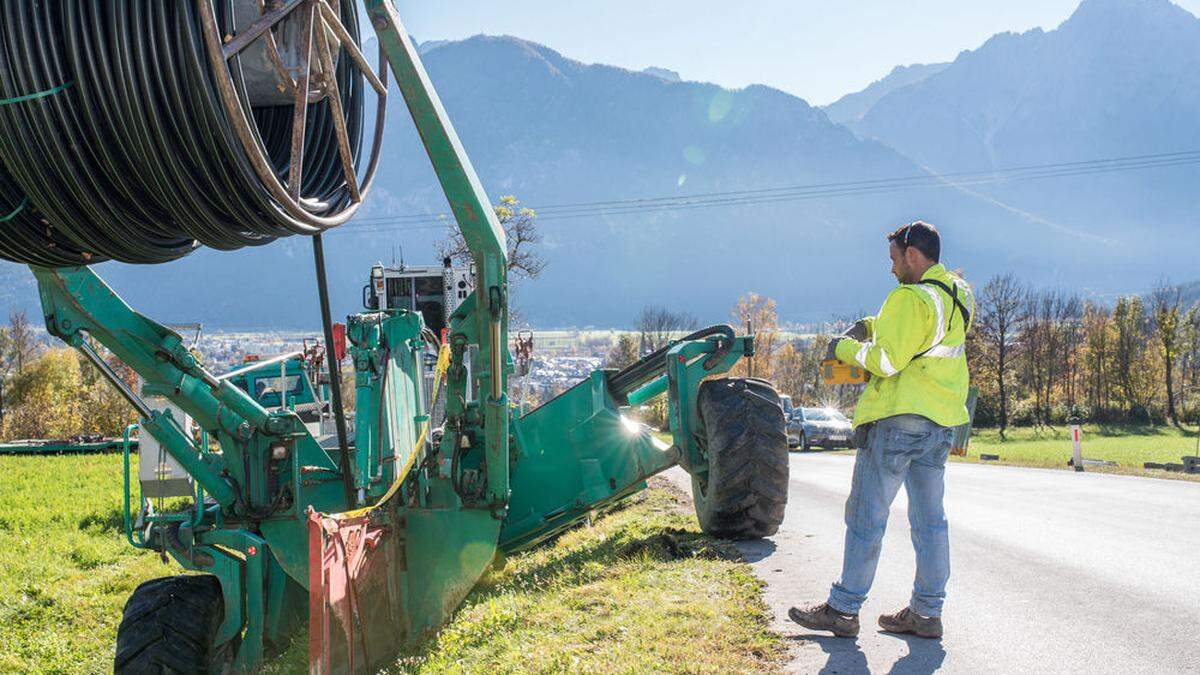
[193, 329, 619, 402]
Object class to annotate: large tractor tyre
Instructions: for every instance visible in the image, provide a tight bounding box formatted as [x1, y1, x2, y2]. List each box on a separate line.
[115, 575, 234, 674]
[691, 377, 789, 539]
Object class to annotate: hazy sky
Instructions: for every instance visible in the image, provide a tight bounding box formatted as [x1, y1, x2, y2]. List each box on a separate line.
[393, 0, 1200, 105]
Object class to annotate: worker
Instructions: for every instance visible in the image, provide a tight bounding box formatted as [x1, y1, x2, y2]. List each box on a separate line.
[788, 221, 973, 640]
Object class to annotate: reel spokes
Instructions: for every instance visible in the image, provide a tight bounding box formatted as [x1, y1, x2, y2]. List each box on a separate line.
[198, 0, 388, 231]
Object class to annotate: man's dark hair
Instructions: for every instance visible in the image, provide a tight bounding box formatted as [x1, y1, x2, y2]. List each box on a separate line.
[887, 221, 940, 262]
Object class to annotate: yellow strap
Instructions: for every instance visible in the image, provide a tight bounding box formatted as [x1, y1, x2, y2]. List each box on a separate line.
[334, 342, 452, 519]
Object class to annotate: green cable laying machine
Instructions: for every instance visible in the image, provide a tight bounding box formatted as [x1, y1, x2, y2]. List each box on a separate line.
[0, 1, 789, 671]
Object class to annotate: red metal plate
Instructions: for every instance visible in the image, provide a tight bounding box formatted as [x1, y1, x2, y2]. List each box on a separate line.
[308, 508, 406, 674]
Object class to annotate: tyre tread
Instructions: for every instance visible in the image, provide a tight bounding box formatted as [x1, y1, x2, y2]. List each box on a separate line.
[692, 378, 790, 539]
[114, 574, 229, 675]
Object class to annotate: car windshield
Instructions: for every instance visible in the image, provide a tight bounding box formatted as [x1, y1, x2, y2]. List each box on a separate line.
[803, 408, 848, 422]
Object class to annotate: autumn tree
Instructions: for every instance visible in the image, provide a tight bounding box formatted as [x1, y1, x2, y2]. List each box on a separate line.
[1111, 297, 1155, 419]
[1081, 303, 1114, 414]
[1, 349, 83, 440]
[605, 334, 639, 370]
[773, 341, 806, 399]
[6, 311, 38, 376]
[0, 338, 137, 441]
[729, 293, 779, 382]
[77, 340, 137, 435]
[1179, 306, 1200, 417]
[1150, 281, 1184, 425]
[0, 311, 43, 424]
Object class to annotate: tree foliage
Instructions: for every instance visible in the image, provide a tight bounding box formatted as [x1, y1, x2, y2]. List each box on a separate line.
[0, 333, 137, 441]
[605, 334, 639, 370]
[973, 273, 1026, 436]
[729, 293, 779, 381]
[438, 195, 546, 280]
[1150, 281, 1184, 424]
[964, 276, 1200, 426]
[1, 349, 83, 439]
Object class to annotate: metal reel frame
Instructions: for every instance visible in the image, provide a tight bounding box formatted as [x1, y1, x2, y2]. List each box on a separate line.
[196, 0, 388, 232]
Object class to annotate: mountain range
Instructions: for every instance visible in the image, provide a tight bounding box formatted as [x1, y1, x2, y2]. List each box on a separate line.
[1, 0, 1196, 329]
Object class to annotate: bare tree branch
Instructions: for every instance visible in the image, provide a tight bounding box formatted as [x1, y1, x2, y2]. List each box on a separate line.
[437, 195, 547, 280]
[636, 305, 698, 354]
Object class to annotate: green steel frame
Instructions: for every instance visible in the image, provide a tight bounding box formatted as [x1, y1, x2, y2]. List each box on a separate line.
[26, 2, 760, 671]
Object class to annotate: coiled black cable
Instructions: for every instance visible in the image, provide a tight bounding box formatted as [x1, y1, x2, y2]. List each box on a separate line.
[0, 0, 369, 266]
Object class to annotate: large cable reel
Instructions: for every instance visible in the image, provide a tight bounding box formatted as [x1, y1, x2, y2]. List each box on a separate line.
[0, 0, 387, 266]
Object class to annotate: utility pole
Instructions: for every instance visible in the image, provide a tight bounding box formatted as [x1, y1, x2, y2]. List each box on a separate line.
[1069, 414, 1084, 472]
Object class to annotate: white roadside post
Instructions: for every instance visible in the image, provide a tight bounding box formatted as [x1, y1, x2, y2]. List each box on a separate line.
[1070, 418, 1084, 472]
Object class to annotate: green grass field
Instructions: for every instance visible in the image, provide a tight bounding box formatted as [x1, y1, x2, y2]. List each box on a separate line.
[0, 453, 782, 674]
[779, 423, 1199, 480]
[964, 424, 1200, 479]
[0, 454, 162, 673]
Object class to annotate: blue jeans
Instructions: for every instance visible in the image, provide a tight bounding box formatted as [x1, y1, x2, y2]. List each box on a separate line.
[828, 414, 955, 618]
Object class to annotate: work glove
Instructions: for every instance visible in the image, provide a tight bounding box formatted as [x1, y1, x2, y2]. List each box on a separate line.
[825, 337, 847, 361]
[843, 319, 870, 341]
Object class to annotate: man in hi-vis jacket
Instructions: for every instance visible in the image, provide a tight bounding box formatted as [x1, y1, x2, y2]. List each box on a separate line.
[789, 221, 974, 640]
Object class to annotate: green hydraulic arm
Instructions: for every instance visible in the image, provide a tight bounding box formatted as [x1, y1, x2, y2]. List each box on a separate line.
[34, 266, 283, 513]
[365, 0, 512, 510]
[32, 265, 349, 670]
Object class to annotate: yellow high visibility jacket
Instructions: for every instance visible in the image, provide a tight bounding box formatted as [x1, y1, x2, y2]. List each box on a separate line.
[834, 263, 974, 428]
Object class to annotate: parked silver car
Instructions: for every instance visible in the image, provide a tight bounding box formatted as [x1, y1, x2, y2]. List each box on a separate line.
[788, 407, 853, 450]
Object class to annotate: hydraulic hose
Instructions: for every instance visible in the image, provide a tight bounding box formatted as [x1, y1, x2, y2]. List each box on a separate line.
[0, 0, 373, 266]
[608, 324, 738, 397]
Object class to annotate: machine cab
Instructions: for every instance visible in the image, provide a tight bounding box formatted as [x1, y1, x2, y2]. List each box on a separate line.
[222, 353, 325, 437]
[363, 258, 475, 428]
[363, 258, 473, 335]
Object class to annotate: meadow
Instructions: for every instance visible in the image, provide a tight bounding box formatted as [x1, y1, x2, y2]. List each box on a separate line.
[0, 454, 161, 673]
[965, 424, 1200, 479]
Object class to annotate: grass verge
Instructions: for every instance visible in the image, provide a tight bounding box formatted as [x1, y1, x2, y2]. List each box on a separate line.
[267, 483, 783, 674]
[394, 485, 781, 674]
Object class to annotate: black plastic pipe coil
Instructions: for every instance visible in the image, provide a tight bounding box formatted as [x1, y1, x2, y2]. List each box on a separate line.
[0, 0, 365, 266]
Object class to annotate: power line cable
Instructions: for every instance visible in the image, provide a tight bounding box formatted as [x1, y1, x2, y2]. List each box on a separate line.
[340, 148, 1200, 225]
[333, 150, 1200, 236]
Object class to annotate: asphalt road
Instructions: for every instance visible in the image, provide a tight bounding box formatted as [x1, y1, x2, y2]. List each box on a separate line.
[666, 454, 1200, 674]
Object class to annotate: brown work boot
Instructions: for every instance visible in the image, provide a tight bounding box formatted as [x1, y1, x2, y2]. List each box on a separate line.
[878, 607, 943, 639]
[787, 602, 860, 638]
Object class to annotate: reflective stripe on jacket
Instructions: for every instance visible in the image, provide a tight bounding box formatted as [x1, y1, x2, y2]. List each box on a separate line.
[834, 263, 974, 428]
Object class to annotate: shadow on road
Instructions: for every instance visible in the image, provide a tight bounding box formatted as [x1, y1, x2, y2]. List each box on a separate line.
[791, 634, 868, 674]
[789, 632, 947, 674]
[735, 538, 777, 562]
[881, 632, 946, 675]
